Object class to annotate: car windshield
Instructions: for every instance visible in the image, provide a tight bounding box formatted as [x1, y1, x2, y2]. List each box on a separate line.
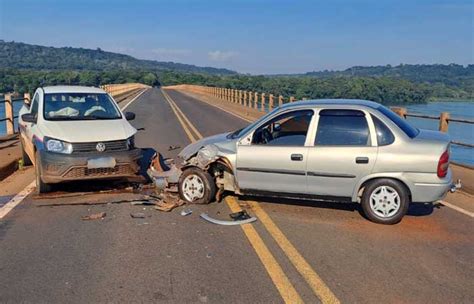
[377, 105, 419, 138]
[227, 107, 281, 139]
[43, 93, 121, 120]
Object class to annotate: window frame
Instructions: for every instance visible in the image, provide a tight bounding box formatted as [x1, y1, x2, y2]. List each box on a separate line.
[312, 107, 377, 147]
[371, 114, 395, 146]
[247, 108, 317, 147]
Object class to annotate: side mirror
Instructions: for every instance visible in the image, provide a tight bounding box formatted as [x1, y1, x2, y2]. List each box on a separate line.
[22, 113, 37, 124]
[124, 112, 135, 121]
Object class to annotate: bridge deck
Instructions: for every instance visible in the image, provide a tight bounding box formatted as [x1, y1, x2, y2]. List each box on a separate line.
[0, 88, 472, 303]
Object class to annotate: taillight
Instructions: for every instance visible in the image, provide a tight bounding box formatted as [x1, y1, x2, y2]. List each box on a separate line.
[437, 150, 449, 178]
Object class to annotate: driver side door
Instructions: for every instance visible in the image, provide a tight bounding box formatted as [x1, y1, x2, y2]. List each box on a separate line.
[236, 109, 315, 194]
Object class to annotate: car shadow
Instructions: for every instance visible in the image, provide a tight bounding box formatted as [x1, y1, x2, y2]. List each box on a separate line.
[236, 194, 436, 218]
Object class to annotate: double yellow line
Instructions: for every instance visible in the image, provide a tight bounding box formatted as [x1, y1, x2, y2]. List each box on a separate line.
[161, 89, 339, 304]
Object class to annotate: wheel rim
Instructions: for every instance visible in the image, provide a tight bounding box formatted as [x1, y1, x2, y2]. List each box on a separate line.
[182, 174, 205, 202]
[369, 185, 401, 218]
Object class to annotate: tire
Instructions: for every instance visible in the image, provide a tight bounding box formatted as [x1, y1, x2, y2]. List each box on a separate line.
[361, 178, 410, 225]
[35, 151, 52, 194]
[20, 138, 33, 166]
[178, 167, 216, 204]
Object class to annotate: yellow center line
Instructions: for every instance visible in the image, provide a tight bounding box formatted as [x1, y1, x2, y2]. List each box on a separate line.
[162, 89, 203, 139]
[161, 89, 197, 142]
[226, 196, 303, 304]
[247, 200, 340, 304]
[163, 88, 342, 303]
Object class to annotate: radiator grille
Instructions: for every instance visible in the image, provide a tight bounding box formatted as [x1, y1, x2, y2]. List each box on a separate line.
[72, 140, 128, 153]
[63, 164, 134, 179]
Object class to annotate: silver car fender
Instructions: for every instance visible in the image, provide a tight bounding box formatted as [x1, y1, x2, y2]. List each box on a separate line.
[352, 172, 414, 202]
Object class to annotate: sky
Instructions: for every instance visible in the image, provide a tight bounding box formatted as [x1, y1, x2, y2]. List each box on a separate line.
[0, 0, 473, 74]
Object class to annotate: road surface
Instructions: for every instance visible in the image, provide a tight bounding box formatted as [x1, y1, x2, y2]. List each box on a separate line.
[0, 88, 473, 303]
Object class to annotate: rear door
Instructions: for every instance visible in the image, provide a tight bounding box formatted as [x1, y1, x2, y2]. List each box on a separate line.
[306, 108, 377, 198]
[236, 109, 315, 194]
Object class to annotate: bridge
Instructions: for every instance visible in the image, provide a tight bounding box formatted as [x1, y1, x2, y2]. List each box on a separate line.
[0, 84, 473, 303]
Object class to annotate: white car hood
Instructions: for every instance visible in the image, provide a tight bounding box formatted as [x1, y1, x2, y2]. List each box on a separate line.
[39, 119, 136, 142]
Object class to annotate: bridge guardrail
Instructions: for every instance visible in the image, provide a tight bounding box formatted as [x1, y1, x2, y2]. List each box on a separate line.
[177, 84, 474, 149]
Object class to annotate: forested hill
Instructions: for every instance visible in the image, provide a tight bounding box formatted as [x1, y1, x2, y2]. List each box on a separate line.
[0, 41, 236, 75]
[304, 64, 473, 88]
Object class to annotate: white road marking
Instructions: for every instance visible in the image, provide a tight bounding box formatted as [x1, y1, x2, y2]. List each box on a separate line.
[439, 200, 474, 218]
[0, 90, 148, 220]
[121, 88, 148, 110]
[0, 181, 36, 219]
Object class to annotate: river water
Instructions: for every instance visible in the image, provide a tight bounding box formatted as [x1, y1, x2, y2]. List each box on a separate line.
[1, 100, 472, 165]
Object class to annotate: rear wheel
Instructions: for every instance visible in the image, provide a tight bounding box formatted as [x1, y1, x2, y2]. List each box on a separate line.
[179, 167, 216, 204]
[20, 138, 33, 166]
[361, 179, 409, 224]
[35, 151, 52, 194]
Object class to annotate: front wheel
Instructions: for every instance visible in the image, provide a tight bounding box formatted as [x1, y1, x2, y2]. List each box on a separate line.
[361, 179, 410, 224]
[178, 167, 216, 204]
[35, 151, 52, 194]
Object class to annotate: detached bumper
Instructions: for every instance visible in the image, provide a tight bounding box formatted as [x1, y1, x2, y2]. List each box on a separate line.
[39, 149, 142, 184]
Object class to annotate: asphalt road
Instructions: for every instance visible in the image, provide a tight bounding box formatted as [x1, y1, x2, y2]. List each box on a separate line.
[0, 87, 473, 303]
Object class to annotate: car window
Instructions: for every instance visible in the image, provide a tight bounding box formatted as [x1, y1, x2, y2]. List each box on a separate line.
[377, 105, 419, 138]
[252, 110, 313, 146]
[315, 109, 370, 146]
[43, 93, 121, 121]
[30, 93, 39, 115]
[371, 114, 395, 146]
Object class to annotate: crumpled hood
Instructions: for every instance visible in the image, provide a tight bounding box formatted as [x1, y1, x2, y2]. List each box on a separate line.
[179, 132, 233, 160]
[39, 119, 136, 142]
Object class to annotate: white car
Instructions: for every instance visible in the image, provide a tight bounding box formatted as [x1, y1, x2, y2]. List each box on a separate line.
[19, 86, 141, 193]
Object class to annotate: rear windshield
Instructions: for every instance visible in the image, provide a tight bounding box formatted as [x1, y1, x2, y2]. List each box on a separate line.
[377, 105, 419, 138]
[43, 93, 121, 121]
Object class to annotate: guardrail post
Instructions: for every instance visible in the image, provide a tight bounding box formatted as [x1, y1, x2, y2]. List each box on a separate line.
[269, 94, 274, 111]
[439, 112, 450, 133]
[238, 90, 242, 105]
[254, 92, 259, 109]
[392, 107, 407, 118]
[5, 94, 14, 135]
[261, 93, 266, 112]
[290, 96, 295, 103]
[243, 91, 247, 107]
[248, 91, 253, 108]
[24, 93, 31, 106]
[278, 95, 283, 107]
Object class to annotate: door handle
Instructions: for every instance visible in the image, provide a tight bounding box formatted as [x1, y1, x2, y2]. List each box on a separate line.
[291, 154, 303, 161]
[356, 157, 369, 164]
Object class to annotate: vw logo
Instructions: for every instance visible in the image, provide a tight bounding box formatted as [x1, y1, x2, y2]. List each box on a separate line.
[96, 142, 106, 152]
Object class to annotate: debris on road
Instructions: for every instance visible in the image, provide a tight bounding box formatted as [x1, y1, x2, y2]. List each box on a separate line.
[168, 145, 181, 151]
[154, 194, 185, 212]
[81, 212, 106, 221]
[229, 210, 251, 221]
[130, 200, 157, 206]
[147, 152, 181, 191]
[130, 212, 146, 219]
[200, 212, 257, 226]
[180, 208, 193, 216]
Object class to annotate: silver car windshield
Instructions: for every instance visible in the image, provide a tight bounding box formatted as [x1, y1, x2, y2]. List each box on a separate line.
[43, 93, 121, 121]
[227, 107, 281, 139]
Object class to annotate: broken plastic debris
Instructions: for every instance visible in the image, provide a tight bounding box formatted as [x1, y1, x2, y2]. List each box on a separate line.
[180, 209, 193, 216]
[130, 200, 156, 206]
[229, 210, 251, 221]
[168, 145, 181, 151]
[130, 212, 146, 218]
[81, 212, 106, 221]
[200, 213, 257, 226]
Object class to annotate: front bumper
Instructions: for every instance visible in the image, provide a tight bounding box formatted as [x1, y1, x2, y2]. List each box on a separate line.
[39, 149, 142, 184]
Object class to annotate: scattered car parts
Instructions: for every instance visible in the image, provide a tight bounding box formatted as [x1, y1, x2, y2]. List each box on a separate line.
[200, 212, 257, 226]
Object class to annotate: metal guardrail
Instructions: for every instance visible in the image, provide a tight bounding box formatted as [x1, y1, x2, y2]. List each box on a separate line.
[179, 85, 473, 149]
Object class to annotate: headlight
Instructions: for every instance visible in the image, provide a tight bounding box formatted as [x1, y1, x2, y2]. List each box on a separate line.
[44, 137, 73, 154]
[127, 136, 135, 149]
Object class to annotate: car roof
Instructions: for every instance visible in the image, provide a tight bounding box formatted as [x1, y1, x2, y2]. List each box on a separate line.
[41, 85, 106, 94]
[280, 99, 381, 110]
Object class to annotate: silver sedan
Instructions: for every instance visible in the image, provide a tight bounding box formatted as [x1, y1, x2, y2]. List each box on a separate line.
[177, 99, 454, 224]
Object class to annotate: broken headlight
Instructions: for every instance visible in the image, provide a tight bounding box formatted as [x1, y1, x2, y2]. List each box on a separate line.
[44, 137, 73, 154]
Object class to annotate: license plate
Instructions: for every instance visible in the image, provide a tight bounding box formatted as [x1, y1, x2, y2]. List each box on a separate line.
[87, 157, 116, 169]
